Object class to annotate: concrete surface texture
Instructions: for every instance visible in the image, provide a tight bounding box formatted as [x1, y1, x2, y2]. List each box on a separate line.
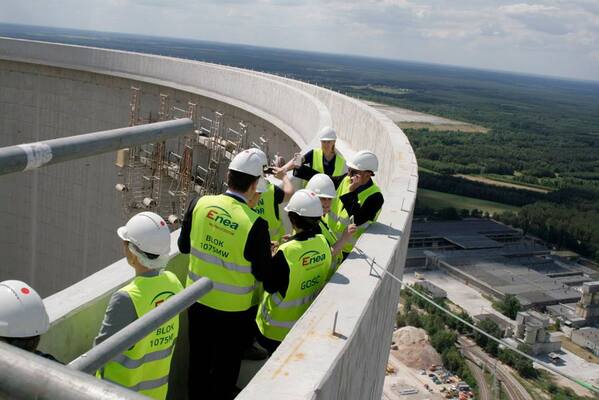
[0, 41, 301, 296]
[0, 38, 417, 400]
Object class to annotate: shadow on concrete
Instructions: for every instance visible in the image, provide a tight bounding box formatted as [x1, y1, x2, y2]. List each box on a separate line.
[367, 222, 402, 239]
[329, 272, 350, 285]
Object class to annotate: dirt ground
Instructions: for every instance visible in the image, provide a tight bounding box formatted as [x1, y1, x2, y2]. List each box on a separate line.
[362, 100, 488, 133]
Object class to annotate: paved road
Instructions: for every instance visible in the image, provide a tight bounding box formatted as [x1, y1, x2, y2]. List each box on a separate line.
[465, 359, 491, 400]
[459, 337, 532, 400]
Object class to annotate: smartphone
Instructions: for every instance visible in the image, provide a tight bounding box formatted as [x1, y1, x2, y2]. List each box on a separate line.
[264, 166, 275, 174]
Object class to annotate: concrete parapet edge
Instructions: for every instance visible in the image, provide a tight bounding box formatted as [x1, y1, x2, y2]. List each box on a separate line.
[1, 38, 419, 399]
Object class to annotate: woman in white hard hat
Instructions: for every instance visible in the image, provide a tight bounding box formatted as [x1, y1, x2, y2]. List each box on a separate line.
[295, 150, 384, 260]
[277, 126, 346, 180]
[255, 189, 332, 354]
[306, 173, 357, 278]
[0, 280, 58, 362]
[95, 211, 183, 400]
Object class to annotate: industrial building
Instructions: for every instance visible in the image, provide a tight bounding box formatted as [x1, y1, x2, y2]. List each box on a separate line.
[0, 37, 417, 399]
[570, 327, 599, 357]
[514, 311, 561, 355]
[407, 219, 599, 310]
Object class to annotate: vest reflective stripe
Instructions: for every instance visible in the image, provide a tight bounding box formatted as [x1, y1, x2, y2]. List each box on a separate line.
[252, 183, 284, 242]
[111, 346, 174, 369]
[188, 270, 256, 294]
[271, 291, 320, 309]
[190, 247, 252, 273]
[187, 194, 259, 312]
[312, 148, 346, 177]
[256, 235, 331, 341]
[98, 271, 182, 400]
[104, 374, 171, 393]
[319, 219, 337, 247]
[260, 306, 295, 329]
[329, 176, 382, 254]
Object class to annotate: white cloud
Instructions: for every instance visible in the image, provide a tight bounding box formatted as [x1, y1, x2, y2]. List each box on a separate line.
[0, 0, 597, 80]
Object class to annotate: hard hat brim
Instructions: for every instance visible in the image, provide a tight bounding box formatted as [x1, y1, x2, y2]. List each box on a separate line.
[346, 161, 375, 176]
[116, 226, 129, 242]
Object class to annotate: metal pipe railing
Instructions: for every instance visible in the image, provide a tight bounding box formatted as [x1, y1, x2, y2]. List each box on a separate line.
[0, 341, 149, 400]
[0, 118, 193, 176]
[68, 277, 213, 374]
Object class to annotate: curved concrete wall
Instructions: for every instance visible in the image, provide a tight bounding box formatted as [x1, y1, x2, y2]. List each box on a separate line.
[0, 37, 325, 296]
[0, 38, 417, 399]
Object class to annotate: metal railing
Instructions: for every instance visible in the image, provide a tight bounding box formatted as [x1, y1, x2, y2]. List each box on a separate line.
[0, 118, 193, 176]
[69, 277, 212, 374]
[0, 341, 149, 400]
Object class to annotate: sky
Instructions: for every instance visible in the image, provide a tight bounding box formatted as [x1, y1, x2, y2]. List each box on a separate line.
[1, 0, 598, 81]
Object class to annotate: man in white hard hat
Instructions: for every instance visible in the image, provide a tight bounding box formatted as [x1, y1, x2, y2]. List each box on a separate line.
[295, 150, 384, 259]
[255, 189, 332, 354]
[0, 280, 58, 362]
[246, 148, 294, 243]
[277, 126, 346, 179]
[306, 174, 357, 278]
[178, 149, 279, 399]
[95, 211, 183, 400]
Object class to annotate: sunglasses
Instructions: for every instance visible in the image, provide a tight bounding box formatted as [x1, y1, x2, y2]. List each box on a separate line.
[348, 169, 362, 177]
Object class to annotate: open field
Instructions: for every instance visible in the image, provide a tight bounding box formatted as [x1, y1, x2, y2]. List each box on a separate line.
[363, 100, 488, 133]
[417, 189, 519, 215]
[455, 174, 551, 193]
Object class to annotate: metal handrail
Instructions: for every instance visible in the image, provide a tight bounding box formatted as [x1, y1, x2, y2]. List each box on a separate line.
[0, 341, 149, 400]
[68, 277, 213, 374]
[0, 118, 193, 176]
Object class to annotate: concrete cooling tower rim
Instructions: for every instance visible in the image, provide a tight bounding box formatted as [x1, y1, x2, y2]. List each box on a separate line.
[0, 37, 417, 400]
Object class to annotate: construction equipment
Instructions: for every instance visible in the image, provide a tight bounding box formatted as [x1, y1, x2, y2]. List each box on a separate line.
[116, 88, 249, 224]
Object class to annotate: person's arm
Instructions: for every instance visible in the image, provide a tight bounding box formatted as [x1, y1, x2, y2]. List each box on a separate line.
[177, 196, 199, 254]
[277, 150, 313, 175]
[331, 224, 357, 258]
[244, 218, 274, 283]
[262, 250, 290, 297]
[273, 173, 294, 203]
[339, 191, 384, 226]
[94, 291, 137, 346]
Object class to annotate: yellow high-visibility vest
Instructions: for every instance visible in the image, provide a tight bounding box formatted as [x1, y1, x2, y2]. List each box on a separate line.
[253, 182, 284, 242]
[98, 271, 183, 400]
[327, 176, 382, 254]
[311, 148, 346, 178]
[256, 234, 331, 341]
[186, 194, 259, 312]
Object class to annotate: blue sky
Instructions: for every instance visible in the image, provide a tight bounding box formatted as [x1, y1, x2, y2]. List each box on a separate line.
[1, 0, 598, 81]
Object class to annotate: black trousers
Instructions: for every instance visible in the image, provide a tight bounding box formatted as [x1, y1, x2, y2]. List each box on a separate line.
[188, 302, 255, 400]
[256, 329, 281, 356]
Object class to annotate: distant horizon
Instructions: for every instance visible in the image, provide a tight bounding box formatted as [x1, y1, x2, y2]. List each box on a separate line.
[1, 21, 598, 86]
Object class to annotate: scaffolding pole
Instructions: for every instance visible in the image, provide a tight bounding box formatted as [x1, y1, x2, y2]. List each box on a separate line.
[0, 119, 193, 176]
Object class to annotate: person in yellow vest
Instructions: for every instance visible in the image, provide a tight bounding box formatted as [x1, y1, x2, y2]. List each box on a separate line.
[247, 148, 294, 243]
[95, 212, 183, 400]
[277, 126, 346, 179]
[306, 173, 357, 278]
[177, 149, 278, 399]
[294, 150, 384, 260]
[255, 189, 332, 354]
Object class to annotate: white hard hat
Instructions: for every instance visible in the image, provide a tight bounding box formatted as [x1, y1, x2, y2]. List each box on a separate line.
[229, 149, 264, 177]
[306, 174, 336, 199]
[0, 280, 49, 338]
[318, 126, 337, 141]
[284, 189, 323, 217]
[247, 148, 268, 168]
[117, 212, 171, 256]
[347, 150, 378, 174]
[256, 177, 268, 193]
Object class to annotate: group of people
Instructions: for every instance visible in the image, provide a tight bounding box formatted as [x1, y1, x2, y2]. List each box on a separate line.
[0, 126, 384, 400]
